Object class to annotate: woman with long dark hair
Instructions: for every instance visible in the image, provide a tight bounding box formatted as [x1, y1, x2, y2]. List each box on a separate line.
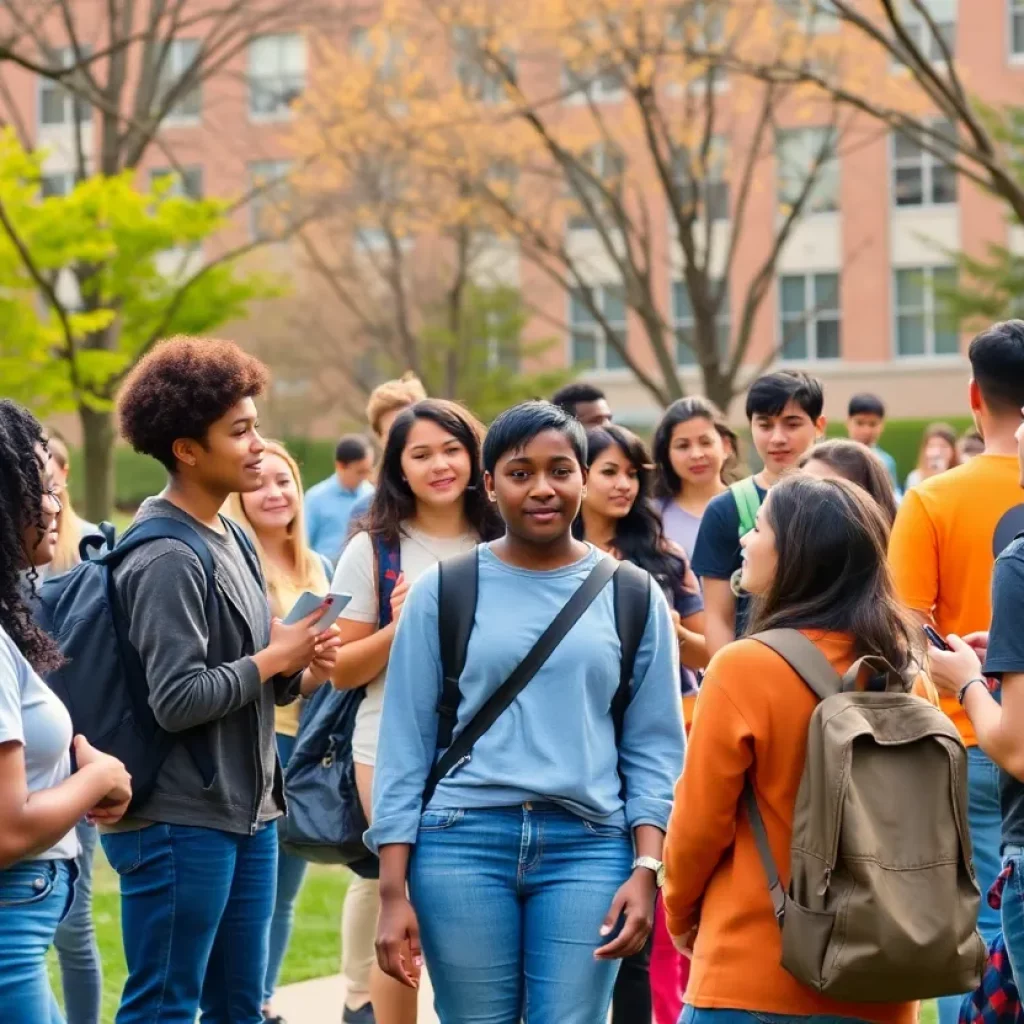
[329, 398, 501, 1024]
[578, 424, 707, 1024]
[0, 400, 132, 1023]
[662, 475, 920, 1024]
[652, 397, 738, 561]
[369, 401, 684, 1024]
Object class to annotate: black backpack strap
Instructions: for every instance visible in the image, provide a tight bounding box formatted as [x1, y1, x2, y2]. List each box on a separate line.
[422, 555, 619, 808]
[436, 548, 480, 750]
[611, 561, 651, 743]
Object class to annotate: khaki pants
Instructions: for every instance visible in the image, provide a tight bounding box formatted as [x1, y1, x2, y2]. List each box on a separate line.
[341, 874, 379, 1009]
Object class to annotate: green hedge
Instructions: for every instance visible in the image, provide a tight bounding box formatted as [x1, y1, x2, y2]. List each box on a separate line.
[70, 419, 976, 512]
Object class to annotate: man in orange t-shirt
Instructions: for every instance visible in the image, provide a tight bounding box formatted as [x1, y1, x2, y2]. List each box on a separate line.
[889, 321, 1024, 1024]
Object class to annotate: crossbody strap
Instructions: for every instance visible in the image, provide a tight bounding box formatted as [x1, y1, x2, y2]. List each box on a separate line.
[422, 556, 619, 809]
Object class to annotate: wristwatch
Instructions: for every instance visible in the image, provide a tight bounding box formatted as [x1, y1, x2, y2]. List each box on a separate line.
[633, 856, 666, 888]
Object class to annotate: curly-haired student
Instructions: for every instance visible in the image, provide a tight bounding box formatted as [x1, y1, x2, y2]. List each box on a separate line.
[103, 336, 341, 1024]
[0, 399, 132, 1024]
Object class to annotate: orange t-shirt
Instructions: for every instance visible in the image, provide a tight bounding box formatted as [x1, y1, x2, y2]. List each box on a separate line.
[663, 633, 917, 1024]
[889, 454, 1024, 745]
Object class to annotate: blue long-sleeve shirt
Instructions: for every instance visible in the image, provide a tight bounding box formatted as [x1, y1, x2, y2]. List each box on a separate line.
[367, 544, 686, 851]
[304, 476, 374, 563]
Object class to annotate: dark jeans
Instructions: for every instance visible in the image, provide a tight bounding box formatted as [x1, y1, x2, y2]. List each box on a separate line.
[102, 822, 277, 1024]
[612, 932, 653, 1024]
[54, 821, 102, 1024]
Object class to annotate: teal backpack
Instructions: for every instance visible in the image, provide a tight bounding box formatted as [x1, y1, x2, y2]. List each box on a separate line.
[730, 476, 762, 538]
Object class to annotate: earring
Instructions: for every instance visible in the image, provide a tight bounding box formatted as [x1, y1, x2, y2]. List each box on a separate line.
[489, 493, 497, 502]
[582, 487, 588, 498]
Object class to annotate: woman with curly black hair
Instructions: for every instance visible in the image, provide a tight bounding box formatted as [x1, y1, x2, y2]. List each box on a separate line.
[0, 399, 132, 1023]
[105, 336, 340, 1024]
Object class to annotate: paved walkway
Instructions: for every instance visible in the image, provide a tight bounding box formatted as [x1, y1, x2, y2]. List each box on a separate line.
[274, 972, 438, 1024]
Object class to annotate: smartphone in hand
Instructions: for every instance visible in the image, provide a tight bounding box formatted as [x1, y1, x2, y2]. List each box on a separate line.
[284, 591, 351, 631]
[923, 624, 952, 652]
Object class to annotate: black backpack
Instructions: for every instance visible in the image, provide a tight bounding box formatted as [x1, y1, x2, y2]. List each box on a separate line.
[280, 546, 651, 863]
[35, 515, 260, 812]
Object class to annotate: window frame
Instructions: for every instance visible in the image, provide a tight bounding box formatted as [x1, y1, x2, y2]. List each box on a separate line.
[37, 47, 92, 129]
[889, 118, 958, 208]
[248, 34, 306, 121]
[671, 136, 730, 223]
[892, 265, 960, 359]
[775, 125, 840, 216]
[40, 170, 75, 198]
[568, 284, 629, 371]
[155, 38, 202, 123]
[778, 271, 842, 362]
[672, 277, 731, 368]
[452, 26, 510, 104]
[150, 165, 204, 200]
[248, 160, 293, 241]
[1010, 0, 1024, 60]
[892, 0, 956, 65]
[566, 142, 625, 232]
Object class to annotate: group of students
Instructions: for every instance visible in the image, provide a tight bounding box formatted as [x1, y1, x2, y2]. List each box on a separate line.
[4, 320, 1024, 1024]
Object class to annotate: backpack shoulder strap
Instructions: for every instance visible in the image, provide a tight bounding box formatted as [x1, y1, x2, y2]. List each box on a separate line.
[221, 517, 264, 589]
[436, 547, 480, 751]
[611, 559, 651, 742]
[105, 517, 216, 601]
[750, 628, 843, 703]
[729, 477, 762, 538]
[374, 536, 402, 628]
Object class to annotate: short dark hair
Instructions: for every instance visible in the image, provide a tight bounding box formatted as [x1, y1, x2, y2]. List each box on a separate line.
[550, 382, 607, 417]
[335, 434, 370, 465]
[483, 401, 587, 475]
[745, 370, 824, 422]
[848, 393, 886, 419]
[118, 336, 269, 471]
[969, 320, 1024, 415]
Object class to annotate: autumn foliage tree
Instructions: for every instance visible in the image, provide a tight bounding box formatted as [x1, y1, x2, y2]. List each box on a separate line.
[297, 0, 862, 412]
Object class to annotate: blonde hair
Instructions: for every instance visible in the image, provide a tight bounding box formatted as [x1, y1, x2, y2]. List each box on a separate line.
[224, 440, 329, 617]
[365, 372, 427, 437]
[46, 434, 84, 575]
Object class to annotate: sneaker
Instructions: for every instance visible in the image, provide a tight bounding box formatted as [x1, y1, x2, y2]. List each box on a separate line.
[342, 1003, 376, 1024]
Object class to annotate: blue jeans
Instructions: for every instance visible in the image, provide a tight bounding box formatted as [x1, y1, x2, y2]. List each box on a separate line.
[1001, 846, 1024, 994]
[0, 858, 74, 1024]
[937, 745, 1003, 1024]
[102, 822, 277, 1024]
[263, 733, 309, 1006]
[680, 1011, 870, 1024]
[409, 803, 634, 1024]
[54, 821, 102, 1024]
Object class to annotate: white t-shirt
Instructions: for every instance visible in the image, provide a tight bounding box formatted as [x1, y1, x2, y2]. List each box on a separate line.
[331, 524, 478, 766]
[0, 625, 78, 860]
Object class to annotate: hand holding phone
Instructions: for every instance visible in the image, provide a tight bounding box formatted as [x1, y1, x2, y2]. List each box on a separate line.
[923, 624, 951, 652]
[284, 591, 351, 632]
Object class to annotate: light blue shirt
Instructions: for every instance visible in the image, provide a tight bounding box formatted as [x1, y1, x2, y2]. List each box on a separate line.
[304, 476, 374, 564]
[873, 445, 903, 500]
[367, 544, 686, 850]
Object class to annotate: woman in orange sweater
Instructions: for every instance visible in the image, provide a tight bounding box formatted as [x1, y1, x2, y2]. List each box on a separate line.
[662, 474, 920, 1024]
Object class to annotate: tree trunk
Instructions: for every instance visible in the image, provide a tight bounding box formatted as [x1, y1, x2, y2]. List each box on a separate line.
[79, 404, 116, 523]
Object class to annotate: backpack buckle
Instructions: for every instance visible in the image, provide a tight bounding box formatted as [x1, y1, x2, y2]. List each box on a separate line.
[769, 881, 787, 927]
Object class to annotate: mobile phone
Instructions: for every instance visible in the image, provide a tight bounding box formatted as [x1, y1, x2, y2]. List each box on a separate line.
[923, 624, 951, 652]
[284, 591, 351, 631]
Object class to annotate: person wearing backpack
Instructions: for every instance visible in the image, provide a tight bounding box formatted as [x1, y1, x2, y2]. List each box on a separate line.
[99, 338, 339, 1024]
[369, 401, 685, 1024]
[224, 439, 337, 1024]
[578, 423, 707, 1024]
[664, 473, 983, 1024]
[692, 371, 825, 658]
[329, 399, 501, 1024]
[0, 400, 133, 1023]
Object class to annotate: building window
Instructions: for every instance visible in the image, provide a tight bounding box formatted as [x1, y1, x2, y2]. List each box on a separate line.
[154, 39, 201, 120]
[673, 279, 730, 366]
[563, 22, 624, 104]
[350, 27, 404, 81]
[780, 272, 841, 360]
[776, 126, 839, 214]
[248, 160, 292, 241]
[248, 34, 306, 119]
[40, 171, 74, 198]
[1013, 0, 1024, 56]
[897, 0, 956, 61]
[894, 266, 959, 357]
[570, 285, 628, 370]
[39, 48, 92, 127]
[892, 119, 957, 206]
[151, 166, 203, 200]
[671, 137, 729, 222]
[776, 0, 840, 34]
[566, 143, 625, 231]
[453, 26, 510, 103]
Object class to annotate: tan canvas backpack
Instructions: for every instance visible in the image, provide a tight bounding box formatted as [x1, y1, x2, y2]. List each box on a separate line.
[745, 629, 987, 1002]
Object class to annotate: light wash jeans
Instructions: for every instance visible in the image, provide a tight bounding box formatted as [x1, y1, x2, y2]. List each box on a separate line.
[0, 858, 74, 1024]
[263, 733, 309, 1006]
[937, 745, 1003, 1024]
[680, 1011, 871, 1024]
[54, 821, 102, 1024]
[1000, 845, 1024, 998]
[409, 803, 634, 1024]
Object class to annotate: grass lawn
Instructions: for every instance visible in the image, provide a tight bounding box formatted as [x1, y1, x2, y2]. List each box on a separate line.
[49, 847, 350, 1024]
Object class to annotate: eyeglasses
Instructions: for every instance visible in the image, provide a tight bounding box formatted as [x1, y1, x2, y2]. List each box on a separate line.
[44, 487, 64, 513]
